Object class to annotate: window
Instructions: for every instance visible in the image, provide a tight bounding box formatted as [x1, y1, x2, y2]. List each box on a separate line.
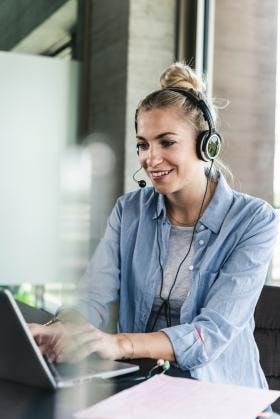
[272, 1, 280, 285]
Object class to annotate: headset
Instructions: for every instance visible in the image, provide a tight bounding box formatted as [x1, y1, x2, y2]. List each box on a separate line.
[147, 359, 170, 378]
[166, 87, 222, 162]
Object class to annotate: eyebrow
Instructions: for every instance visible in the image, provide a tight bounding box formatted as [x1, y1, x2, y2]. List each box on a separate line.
[136, 131, 178, 141]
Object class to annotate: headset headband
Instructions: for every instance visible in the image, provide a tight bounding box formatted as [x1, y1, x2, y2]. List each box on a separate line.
[166, 87, 215, 133]
[135, 87, 215, 133]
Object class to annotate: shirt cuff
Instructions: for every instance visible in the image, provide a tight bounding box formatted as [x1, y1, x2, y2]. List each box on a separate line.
[161, 324, 202, 370]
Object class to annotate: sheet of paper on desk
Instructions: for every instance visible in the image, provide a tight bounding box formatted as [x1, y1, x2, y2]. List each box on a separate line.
[75, 374, 280, 419]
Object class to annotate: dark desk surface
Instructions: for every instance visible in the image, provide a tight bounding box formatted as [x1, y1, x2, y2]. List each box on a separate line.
[0, 373, 124, 419]
[1, 301, 279, 419]
[0, 359, 191, 419]
[1, 364, 280, 419]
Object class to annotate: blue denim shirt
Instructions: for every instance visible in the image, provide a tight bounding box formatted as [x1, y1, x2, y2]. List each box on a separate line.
[77, 173, 278, 388]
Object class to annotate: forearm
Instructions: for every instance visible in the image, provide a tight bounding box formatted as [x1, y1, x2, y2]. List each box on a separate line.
[117, 331, 175, 361]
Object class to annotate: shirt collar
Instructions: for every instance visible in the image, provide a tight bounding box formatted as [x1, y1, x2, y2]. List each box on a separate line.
[152, 192, 166, 220]
[199, 172, 234, 234]
[152, 172, 234, 233]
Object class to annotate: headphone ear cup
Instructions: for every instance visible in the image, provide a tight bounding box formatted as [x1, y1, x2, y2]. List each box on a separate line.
[197, 131, 222, 162]
[196, 131, 209, 161]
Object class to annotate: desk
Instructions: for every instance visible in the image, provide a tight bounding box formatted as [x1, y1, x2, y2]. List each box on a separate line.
[1, 365, 280, 419]
[0, 359, 191, 419]
[1, 301, 278, 419]
[0, 371, 131, 419]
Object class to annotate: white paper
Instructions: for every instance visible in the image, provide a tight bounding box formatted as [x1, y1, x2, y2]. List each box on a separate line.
[75, 374, 280, 419]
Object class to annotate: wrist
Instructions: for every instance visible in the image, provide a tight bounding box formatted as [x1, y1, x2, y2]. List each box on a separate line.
[117, 333, 135, 359]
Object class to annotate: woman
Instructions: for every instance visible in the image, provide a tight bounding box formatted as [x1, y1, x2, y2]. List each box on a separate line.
[30, 62, 278, 390]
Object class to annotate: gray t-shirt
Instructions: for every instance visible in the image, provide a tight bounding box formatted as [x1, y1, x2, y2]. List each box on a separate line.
[146, 225, 194, 331]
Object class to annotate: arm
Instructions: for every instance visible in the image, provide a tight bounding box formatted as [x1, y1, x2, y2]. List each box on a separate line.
[160, 204, 279, 370]
[73, 198, 123, 329]
[29, 199, 123, 356]
[28, 323, 175, 363]
[117, 332, 175, 361]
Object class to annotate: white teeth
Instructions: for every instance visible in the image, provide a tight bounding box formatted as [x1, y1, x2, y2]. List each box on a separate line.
[152, 170, 171, 178]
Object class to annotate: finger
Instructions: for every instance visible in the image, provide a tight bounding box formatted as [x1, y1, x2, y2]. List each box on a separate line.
[38, 344, 57, 363]
[42, 332, 68, 362]
[28, 323, 46, 338]
[38, 332, 60, 353]
[31, 324, 64, 356]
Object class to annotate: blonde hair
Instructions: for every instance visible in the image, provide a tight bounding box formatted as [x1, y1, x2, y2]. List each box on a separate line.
[135, 62, 233, 183]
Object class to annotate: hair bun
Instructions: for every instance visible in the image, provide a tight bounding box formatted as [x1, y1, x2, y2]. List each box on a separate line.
[160, 62, 206, 94]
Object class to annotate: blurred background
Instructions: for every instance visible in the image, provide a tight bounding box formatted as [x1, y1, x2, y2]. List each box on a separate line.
[0, 0, 279, 312]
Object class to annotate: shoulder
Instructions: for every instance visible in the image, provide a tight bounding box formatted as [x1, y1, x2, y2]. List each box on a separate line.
[115, 187, 156, 214]
[211, 173, 278, 238]
[228, 189, 279, 240]
[216, 172, 277, 223]
[232, 189, 278, 222]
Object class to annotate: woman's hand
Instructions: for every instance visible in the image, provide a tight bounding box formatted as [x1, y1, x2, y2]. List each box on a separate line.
[28, 322, 130, 363]
[52, 323, 126, 363]
[28, 321, 67, 362]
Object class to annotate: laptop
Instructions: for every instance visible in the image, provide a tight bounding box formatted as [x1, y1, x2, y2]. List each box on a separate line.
[0, 288, 139, 390]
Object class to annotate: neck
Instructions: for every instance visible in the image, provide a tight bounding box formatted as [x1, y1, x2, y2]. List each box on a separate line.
[165, 174, 215, 227]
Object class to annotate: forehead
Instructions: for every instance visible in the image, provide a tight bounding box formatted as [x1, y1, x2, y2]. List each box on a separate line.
[137, 106, 194, 137]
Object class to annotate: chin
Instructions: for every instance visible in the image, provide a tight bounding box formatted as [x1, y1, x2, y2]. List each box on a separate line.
[152, 183, 176, 195]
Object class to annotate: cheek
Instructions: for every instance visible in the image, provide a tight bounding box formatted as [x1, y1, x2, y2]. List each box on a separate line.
[175, 155, 199, 176]
[138, 153, 146, 168]
[173, 155, 186, 169]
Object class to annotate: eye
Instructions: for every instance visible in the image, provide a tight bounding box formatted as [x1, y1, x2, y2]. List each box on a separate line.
[161, 140, 176, 148]
[136, 142, 149, 151]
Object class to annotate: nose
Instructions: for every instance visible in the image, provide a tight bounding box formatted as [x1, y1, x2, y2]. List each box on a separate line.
[142, 145, 163, 168]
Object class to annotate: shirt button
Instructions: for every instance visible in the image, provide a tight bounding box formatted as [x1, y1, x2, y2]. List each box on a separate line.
[199, 225, 205, 231]
[189, 265, 194, 271]
[199, 240, 204, 246]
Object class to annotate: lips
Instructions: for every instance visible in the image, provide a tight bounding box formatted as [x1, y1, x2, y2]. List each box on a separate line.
[150, 169, 174, 179]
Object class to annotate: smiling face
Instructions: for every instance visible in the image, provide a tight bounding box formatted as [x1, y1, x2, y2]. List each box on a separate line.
[136, 105, 204, 196]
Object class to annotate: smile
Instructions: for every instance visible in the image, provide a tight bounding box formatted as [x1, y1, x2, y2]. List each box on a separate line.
[150, 169, 173, 179]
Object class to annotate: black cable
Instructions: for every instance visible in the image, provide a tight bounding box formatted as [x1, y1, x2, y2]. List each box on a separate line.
[111, 361, 171, 384]
[150, 161, 214, 331]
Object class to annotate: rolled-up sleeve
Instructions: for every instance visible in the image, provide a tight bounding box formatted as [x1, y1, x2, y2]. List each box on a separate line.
[74, 198, 122, 329]
[162, 205, 279, 371]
